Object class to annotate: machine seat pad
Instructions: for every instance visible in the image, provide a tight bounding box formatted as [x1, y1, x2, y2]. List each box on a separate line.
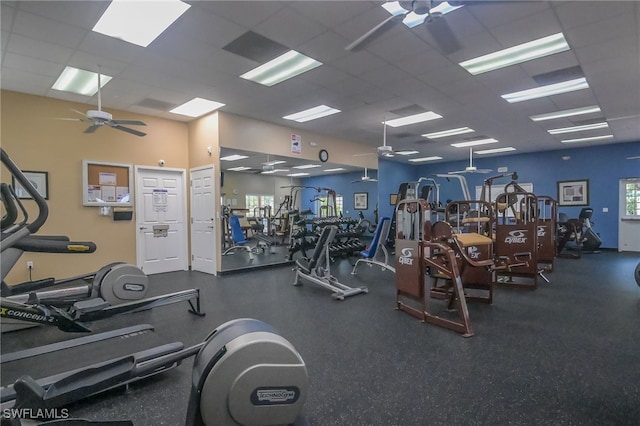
[455, 233, 492, 247]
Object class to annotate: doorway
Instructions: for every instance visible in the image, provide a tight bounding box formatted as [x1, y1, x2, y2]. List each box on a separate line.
[190, 165, 217, 275]
[135, 166, 189, 274]
[618, 178, 640, 252]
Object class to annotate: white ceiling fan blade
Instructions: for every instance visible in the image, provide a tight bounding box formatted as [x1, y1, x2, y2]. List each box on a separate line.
[345, 14, 403, 51]
[110, 119, 147, 126]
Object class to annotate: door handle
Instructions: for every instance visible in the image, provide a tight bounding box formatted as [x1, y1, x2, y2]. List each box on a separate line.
[139, 226, 148, 230]
[208, 226, 214, 229]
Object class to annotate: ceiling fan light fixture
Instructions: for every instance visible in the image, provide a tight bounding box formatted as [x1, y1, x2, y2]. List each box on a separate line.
[93, 0, 191, 47]
[385, 111, 442, 127]
[423, 127, 474, 139]
[52, 67, 112, 96]
[240, 50, 322, 86]
[459, 33, 570, 75]
[501, 78, 589, 103]
[170, 97, 225, 117]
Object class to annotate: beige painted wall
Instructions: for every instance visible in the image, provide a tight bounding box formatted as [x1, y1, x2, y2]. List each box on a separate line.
[1, 90, 189, 284]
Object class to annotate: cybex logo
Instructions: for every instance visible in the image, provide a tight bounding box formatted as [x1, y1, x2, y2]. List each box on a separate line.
[537, 226, 547, 237]
[468, 246, 480, 259]
[504, 230, 527, 244]
[399, 248, 414, 266]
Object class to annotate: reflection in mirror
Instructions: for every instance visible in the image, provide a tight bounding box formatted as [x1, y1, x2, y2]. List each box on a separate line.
[219, 148, 377, 273]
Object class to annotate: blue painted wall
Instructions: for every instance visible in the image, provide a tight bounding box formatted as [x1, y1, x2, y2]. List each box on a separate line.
[304, 141, 639, 249]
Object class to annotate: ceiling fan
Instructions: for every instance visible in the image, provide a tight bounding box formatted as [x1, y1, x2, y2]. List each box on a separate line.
[353, 120, 400, 158]
[448, 147, 492, 174]
[352, 167, 378, 183]
[61, 67, 147, 137]
[345, 0, 463, 53]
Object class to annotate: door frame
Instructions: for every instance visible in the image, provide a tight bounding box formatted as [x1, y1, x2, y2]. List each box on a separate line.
[134, 165, 189, 272]
[618, 177, 640, 252]
[189, 164, 219, 275]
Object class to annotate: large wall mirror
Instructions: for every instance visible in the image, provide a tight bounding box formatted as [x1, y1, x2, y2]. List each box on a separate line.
[219, 147, 377, 273]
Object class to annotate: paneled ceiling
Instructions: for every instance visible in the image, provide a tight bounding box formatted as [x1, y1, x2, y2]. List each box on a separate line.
[2, 1, 639, 176]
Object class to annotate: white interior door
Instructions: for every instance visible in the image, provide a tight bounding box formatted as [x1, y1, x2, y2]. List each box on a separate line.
[135, 166, 188, 274]
[190, 166, 217, 275]
[619, 178, 640, 252]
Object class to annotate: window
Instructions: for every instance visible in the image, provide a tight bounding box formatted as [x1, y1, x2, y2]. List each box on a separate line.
[245, 194, 274, 212]
[625, 182, 640, 216]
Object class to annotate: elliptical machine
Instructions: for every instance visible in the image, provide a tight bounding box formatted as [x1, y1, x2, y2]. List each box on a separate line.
[578, 207, 602, 252]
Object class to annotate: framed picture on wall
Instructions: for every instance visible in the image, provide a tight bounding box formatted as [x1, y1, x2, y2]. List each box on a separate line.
[389, 193, 398, 206]
[558, 180, 589, 206]
[12, 170, 49, 200]
[354, 192, 368, 210]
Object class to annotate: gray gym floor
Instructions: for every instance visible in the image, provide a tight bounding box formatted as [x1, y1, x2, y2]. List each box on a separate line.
[2, 251, 640, 425]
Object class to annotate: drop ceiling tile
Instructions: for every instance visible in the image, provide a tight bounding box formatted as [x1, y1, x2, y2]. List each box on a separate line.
[16, 1, 106, 30]
[574, 36, 639, 66]
[466, 1, 552, 34]
[171, 6, 246, 49]
[253, 7, 327, 48]
[1, 3, 15, 32]
[6, 33, 74, 64]
[196, 1, 288, 29]
[394, 49, 450, 76]
[564, 13, 637, 49]
[12, 9, 87, 49]
[553, 0, 635, 30]
[290, 0, 374, 28]
[296, 30, 352, 64]
[490, 9, 562, 48]
[77, 32, 143, 64]
[331, 49, 387, 76]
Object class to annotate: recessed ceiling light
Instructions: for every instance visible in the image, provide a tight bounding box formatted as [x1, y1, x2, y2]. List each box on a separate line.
[293, 164, 321, 169]
[220, 154, 249, 161]
[324, 168, 345, 172]
[560, 135, 614, 143]
[287, 172, 310, 177]
[283, 105, 341, 122]
[93, 0, 190, 47]
[501, 78, 589, 103]
[408, 156, 443, 162]
[459, 33, 570, 75]
[451, 138, 498, 148]
[395, 150, 420, 156]
[51, 66, 112, 96]
[385, 111, 442, 127]
[227, 166, 251, 171]
[476, 147, 516, 154]
[529, 105, 601, 121]
[170, 97, 225, 117]
[422, 127, 474, 139]
[548, 122, 609, 134]
[240, 50, 322, 86]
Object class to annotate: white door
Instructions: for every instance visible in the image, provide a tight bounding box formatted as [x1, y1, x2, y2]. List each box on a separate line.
[135, 166, 189, 274]
[618, 178, 640, 252]
[190, 166, 217, 275]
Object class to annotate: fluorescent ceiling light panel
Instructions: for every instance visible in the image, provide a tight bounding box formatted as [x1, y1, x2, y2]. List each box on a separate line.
[529, 105, 601, 121]
[560, 135, 614, 144]
[423, 127, 474, 139]
[283, 105, 340, 122]
[459, 33, 569, 75]
[261, 169, 289, 174]
[395, 150, 420, 156]
[293, 164, 321, 169]
[287, 172, 310, 177]
[385, 111, 442, 127]
[227, 166, 251, 171]
[92, 0, 190, 47]
[476, 147, 516, 154]
[240, 50, 322, 86]
[170, 97, 225, 117]
[323, 168, 345, 172]
[548, 122, 609, 134]
[220, 154, 249, 161]
[451, 138, 498, 148]
[501, 78, 589, 103]
[263, 160, 287, 166]
[408, 156, 443, 163]
[51, 66, 112, 96]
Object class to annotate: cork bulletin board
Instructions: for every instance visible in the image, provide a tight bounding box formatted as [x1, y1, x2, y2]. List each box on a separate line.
[82, 160, 134, 207]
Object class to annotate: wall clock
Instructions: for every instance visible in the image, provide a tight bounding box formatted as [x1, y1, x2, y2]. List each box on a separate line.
[319, 149, 329, 163]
